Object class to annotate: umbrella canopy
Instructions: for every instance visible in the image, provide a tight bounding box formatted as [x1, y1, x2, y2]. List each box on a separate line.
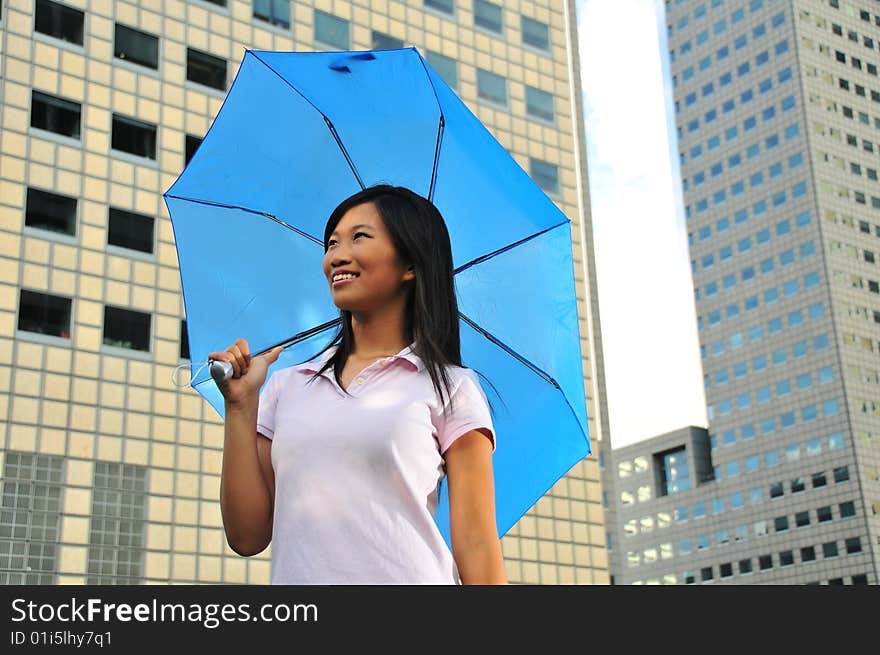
[163, 47, 591, 543]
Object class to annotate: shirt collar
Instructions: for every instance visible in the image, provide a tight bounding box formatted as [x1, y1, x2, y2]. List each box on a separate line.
[297, 342, 425, 373]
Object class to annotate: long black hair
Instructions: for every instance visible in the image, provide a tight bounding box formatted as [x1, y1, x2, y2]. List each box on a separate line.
[307, 184, 463, 410]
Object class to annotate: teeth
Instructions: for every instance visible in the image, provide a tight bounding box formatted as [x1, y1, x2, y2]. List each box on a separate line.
[333, 273, 357, 282]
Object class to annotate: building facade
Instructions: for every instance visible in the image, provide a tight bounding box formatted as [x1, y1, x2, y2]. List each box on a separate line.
[0, 0, 609, 584]
[609, 0, 880, 584]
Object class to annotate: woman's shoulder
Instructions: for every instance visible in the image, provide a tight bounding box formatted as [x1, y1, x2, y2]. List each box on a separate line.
[437, 363, 487, 395]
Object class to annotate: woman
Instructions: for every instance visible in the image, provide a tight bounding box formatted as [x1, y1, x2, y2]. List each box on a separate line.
[209, 185, 507, 584]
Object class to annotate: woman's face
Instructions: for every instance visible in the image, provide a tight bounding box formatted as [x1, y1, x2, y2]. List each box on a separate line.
[322, 201, 415, 313]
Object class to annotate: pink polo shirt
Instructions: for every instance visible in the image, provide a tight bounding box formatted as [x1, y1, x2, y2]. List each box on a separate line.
[256, 343, 495, 585]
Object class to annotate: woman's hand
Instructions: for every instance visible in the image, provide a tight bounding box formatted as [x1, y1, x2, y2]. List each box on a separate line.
[208, 338, 283, 407]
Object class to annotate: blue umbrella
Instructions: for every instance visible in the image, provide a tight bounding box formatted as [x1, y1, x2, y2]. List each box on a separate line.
[163, 47, 591, 544]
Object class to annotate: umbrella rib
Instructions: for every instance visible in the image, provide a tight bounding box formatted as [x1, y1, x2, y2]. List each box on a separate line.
[257, 318, 342, 355]
[428, 115, 445, 202]
[453, 220, 569, 275]
[323, 117, 366, 190]
[164, 194, 324, 247]
[460, 312, 591, 452]
[190, 319, 342, 390]
[414, 50, 446, 202]
[250, 51, 366, 191]
[458, 312, 559, 390]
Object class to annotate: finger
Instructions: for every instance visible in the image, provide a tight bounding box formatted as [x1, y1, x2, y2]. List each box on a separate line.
[226, 345, 243, 378]
[231, 345, 248, 377]
[265, 346, 284, 364]
[236, 338, 251, 362]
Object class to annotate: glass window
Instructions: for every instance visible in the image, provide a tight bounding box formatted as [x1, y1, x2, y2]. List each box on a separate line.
[35, 0, 85, 45]
[87, 462, 148, 584]
[824, 400, 839, 417]
[730, 492, 744, 510]
[314, 11, 349, 49]
[18, 290, 72, 339]
[108, 208, 154, 254]
[25, 187, 76, 236]
[525, 86, 554, 122]
[477, 69, 507, 106]
[425, 51, 458, 89]
[780, 550, 794, 567]
[759, 554, 773, 570]
[693, 502, 706, 519]
[474, 0, 503, 34]
[424, 0, 454, 15]
[521, 16, 549, 51]
[111, 114, 157, 160]
[184, 134, 202, 166]
[186, 48, 227, 91]
[114, 24, 159, 70]
[659, 447, 691, 496]
[833, 466, 849, 483]
[253, 0, 291, 28]
[529, 159, 558, 195]
[839, 501, 856, 519]
[371, 31, 404, 50]
[817, 505, 832, 522]
[30, 90, 81, 139]
[103, 306, 151, 352]
[180, 320, 190, 360]
[739, 559, 752, 574]
[769, 482, 784, 499]
[801, 546, 815, 562]
[795, 511, 809, 527]
[0, 452, 65, 584]
[822, 542, 838, 558]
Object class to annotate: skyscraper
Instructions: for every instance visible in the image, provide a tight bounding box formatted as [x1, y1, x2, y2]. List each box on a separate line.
[0, 0, 608, 584]
[611, 0, 879, 584]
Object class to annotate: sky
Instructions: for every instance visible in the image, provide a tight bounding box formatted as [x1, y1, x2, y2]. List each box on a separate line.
[575, 0, 708, 449]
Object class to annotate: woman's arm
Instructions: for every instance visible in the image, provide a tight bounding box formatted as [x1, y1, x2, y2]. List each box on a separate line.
[445, 429, 508, 585]
[220, 405, 275, 556]
[212, 340, 282, 557]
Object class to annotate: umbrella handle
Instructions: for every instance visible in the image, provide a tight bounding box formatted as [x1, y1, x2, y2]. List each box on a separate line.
[209, 360, 234, 384]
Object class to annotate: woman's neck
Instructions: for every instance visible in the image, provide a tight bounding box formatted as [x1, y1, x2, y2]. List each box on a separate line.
[348, 308, 410, 359]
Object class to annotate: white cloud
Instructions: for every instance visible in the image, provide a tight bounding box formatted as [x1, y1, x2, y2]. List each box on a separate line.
[577, 0, 708, 448]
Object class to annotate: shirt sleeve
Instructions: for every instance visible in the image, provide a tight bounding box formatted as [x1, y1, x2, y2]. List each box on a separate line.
[256, 370, 282, 440]
[436, 368, 495, 455]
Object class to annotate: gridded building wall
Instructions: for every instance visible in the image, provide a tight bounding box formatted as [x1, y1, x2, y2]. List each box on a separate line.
[614, 0, 878, 585]
[0, 451, 63, 584]
[794, 0, 880, 579]
[0, 0, 607, 584]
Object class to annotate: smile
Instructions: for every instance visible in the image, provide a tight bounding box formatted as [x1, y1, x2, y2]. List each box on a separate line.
[332, 273, 359, 287]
